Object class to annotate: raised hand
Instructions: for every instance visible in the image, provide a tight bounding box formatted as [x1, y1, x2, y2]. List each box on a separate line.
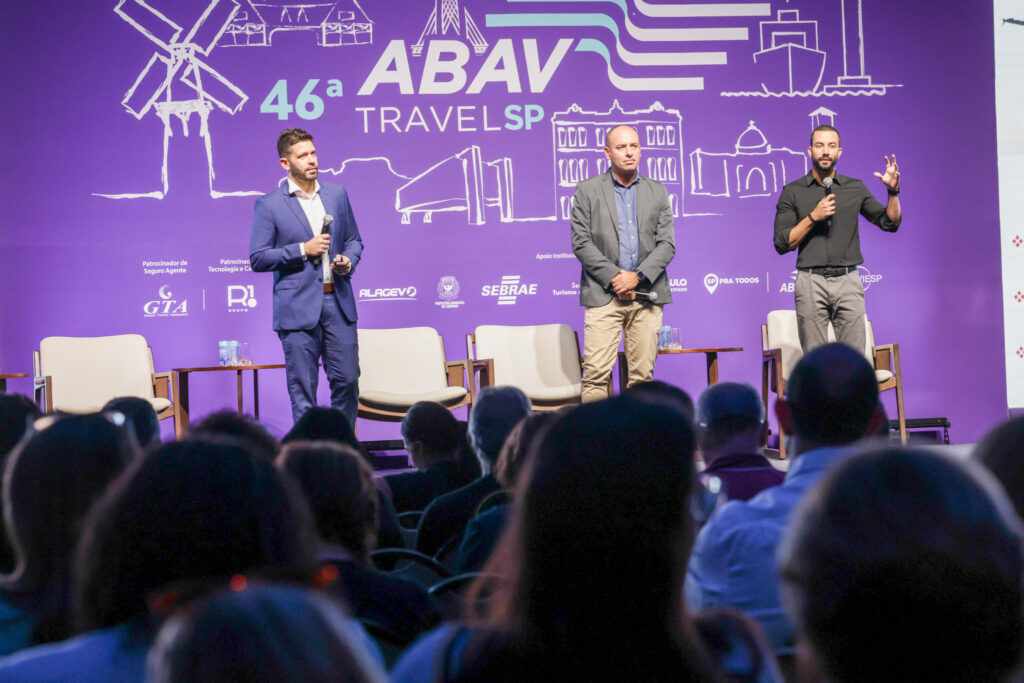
[873, 154, 900, 190]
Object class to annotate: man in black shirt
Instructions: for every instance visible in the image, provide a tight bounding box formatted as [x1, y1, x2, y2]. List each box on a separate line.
[773, 125, 902, 352]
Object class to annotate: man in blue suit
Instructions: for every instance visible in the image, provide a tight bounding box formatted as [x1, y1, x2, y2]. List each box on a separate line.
[250, 128, 364, 425]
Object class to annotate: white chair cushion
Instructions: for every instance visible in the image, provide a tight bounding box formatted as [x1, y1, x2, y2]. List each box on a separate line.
[875, 370, 894, 383]
[473, 324, 582, 400]
[357, 327, 451, 405]
[360, 386, 467, 408]
[39, 335, 157, 413]
[766, 311, 878, 381]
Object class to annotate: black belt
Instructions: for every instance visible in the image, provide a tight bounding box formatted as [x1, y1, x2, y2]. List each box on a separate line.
[323, 282, 335, 293]
[799, 266, 857, 278]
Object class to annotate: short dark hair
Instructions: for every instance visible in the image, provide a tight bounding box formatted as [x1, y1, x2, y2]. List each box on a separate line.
[973, 415, 1024, 519]
[0, 393, 41, 459]
[148, 584, 384, 683]
[277, 128, 313, 159]
[192, 410, 279, 462]
[785, 343, 878, 445]
[468, 387, 531, 465]
[493, 411, 559, 489]
[283, 407, 359, 450]
[780, 448, 1024, 683]
[810, 124, 840, 146]
[73, 437, 315, 632]
[401, 402, 460, 462]
[103, 396, 160, 447]
[277, 441, 379, 559]
[624, 380, 695, 422]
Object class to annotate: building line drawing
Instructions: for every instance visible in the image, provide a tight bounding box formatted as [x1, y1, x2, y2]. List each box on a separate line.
[629, 0, 771, 18]
[721, 1, 902, 98]
[809, 106, 838, 129]
[396, 146, 514, 225]
[689, 121, 806, 199]
[551, 100, 683, 220]
[413, 0, 487, 56]
[221, 0, 373, 47]
[98, 0, 260, 200]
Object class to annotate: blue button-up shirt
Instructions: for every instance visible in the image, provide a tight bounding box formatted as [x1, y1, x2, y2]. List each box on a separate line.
[612, 174, 640, 272]
[685, 446, 855, 654]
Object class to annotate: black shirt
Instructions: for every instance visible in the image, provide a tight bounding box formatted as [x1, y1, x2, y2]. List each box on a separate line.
[773, 171, 900, 267]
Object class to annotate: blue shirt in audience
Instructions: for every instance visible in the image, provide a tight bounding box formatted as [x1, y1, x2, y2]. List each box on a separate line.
[685, 446, 854, 654]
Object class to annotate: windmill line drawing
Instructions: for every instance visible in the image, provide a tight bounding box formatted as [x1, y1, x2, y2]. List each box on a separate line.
[97, 0, 261, 199]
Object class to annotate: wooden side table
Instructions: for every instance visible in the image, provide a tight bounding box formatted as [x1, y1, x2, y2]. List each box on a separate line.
[618, 347, 743, 390]
[0, 374, 28, 393]
[172, 364, 286, 430]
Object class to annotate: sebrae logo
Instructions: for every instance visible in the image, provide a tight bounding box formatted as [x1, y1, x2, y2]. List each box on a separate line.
[482, 275, 537, 305]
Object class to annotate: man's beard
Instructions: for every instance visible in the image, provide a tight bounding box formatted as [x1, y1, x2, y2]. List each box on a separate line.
[813, 156, 836, 175]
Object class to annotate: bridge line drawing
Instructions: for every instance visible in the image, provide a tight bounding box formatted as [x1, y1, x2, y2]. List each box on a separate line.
[221, 0, 373, 47]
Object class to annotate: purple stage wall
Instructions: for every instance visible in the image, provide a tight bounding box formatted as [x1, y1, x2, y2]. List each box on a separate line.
[0, 1, 1005, 443]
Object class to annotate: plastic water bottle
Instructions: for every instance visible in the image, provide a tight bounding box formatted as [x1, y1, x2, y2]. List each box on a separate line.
[658, 325, 671, 350]
[218, 340, 230, 366]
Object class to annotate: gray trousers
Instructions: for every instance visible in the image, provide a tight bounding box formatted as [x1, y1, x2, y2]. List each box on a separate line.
[794, 269, 866, 353]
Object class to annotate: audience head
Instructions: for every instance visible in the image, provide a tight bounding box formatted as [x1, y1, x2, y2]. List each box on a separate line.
[148, 584, 385, 683]
[192, 410, 279, 462]
[283, 407, 360, 452]
[493, 411, 558, 489]
[0, 393, 41, 460]
[102, 396, 161, 448]
[467, 387, 531, 468]
[73, 436, 315, 633]
[779, 448, 1024, 683]
[624, 380, 695, 422]
[2, 413, 138, 643]
[973, 415, 1024, 519]
[276, 441, 378, 561]
[778, 342, 880, 452]
[696, 382, 765, 454]
[401, 402, 460, 470]
[472, 396, 709, 679]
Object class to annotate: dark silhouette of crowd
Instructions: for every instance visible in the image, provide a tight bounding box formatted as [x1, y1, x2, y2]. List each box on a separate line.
[0, 342, 1022, 682]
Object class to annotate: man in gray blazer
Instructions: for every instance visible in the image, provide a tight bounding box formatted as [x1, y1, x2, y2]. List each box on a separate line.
[570, 125, 675, 402]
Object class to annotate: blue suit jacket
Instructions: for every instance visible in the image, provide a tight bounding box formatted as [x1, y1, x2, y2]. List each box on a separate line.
[249, 181, 363, 330]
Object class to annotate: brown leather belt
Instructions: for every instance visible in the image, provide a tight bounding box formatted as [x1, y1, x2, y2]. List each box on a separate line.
[323, 282, 335, 293]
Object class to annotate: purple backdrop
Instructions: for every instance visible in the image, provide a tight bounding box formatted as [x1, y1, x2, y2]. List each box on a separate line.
[0, 0, 1005, 443]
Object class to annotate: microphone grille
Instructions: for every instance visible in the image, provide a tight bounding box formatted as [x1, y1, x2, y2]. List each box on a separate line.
[648, 291, 658, 302]
[322, 214, 334, 225]
[822, 177, 833, 189]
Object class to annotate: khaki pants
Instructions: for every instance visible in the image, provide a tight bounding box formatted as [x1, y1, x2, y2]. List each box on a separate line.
[581, 299, 663, 402]
[794, 270, 866, 353]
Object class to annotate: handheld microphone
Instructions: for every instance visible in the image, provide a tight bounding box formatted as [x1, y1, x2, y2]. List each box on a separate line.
[822, 177, 833, 229]
[314, 215, 333, 266]
[634, 290, 658, 303]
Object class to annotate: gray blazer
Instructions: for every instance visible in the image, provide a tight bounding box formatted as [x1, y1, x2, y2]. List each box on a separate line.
[570, 172, 675, 308]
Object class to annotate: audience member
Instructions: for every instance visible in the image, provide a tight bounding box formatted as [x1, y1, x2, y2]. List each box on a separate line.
[0, 414, 137, 653]
[624, 379, 695, 421]
[686, 342, 883, 654]
[101, 397, 161, 448]
[415, 387, 530, 557]
[386, 402, 468, 513]
[695, 382, 783, 502]
[277, 441, 441, 644]
[454, 411, 559, 573]
[191, 409, 279, 461]
[0, 394, 41, 461]
[973, 415, 1024, 519]
[392, 396, 750, 682]
[282, 406, 405, 550]
[779, 448, 1024, 683]
[0, 394, 42, 574]
[0, 436, 319, 681]
[148, 584, 386, 683]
